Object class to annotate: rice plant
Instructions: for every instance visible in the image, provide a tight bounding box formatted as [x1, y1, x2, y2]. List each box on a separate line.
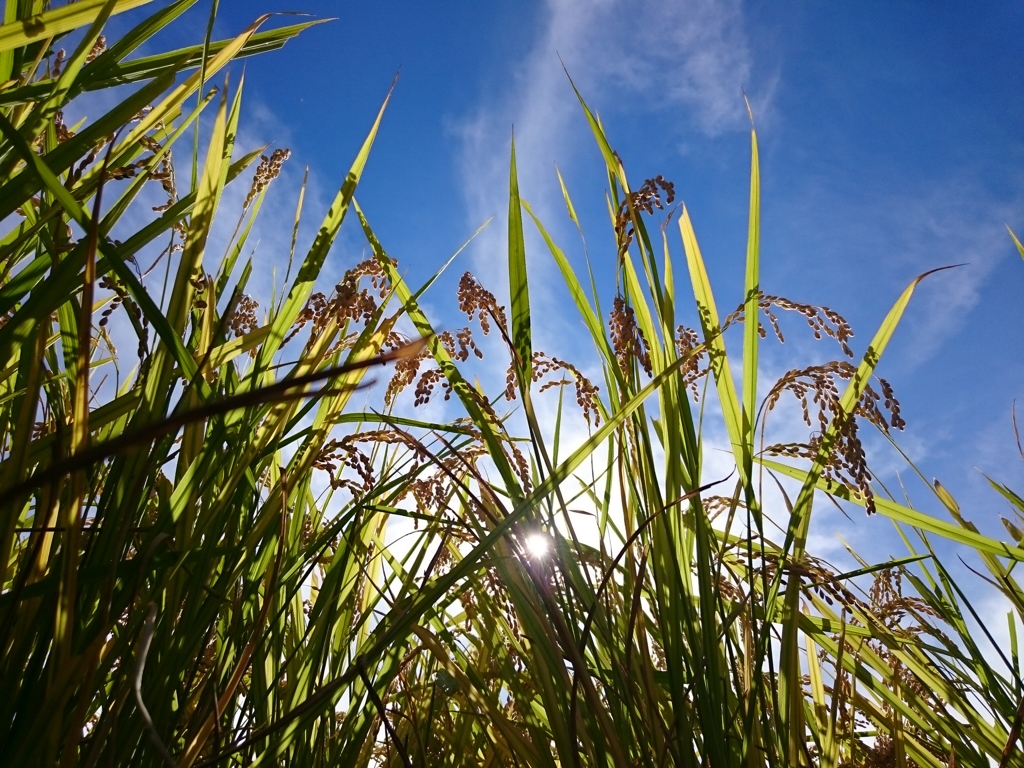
[331, 88, 1024, 768]
[1, 3, 1021, 767]
[0, 2, 438, 764]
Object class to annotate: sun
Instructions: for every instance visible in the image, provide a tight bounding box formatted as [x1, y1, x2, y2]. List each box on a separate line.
[524, 532, 551, 559]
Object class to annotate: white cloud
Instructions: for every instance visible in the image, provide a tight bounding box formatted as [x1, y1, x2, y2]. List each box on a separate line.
[866, 184, 1021, 369]
[453, 0, 758, 306]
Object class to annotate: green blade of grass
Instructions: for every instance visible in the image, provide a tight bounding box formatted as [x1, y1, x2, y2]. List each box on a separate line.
[508, 134, 532, 388]
[679, 207, 748, 486]
[1009, 226, 1024, 261]
[82, 20, 325, 91]
[754, 465, 1022, 560]
[741, 118, 762, 519]
[0, 0, 153, 54]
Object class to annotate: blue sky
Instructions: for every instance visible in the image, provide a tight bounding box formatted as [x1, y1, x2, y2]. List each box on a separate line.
[179, 2, 1024, 556]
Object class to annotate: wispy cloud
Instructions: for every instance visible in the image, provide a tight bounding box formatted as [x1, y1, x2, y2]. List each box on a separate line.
[454, 0, 757, 273]
[885, 192, 1021, 369]
[773, 161, 1023, 372]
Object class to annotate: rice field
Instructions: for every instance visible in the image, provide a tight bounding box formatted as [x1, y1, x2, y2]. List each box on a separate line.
[0, 3, 1022, 766]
